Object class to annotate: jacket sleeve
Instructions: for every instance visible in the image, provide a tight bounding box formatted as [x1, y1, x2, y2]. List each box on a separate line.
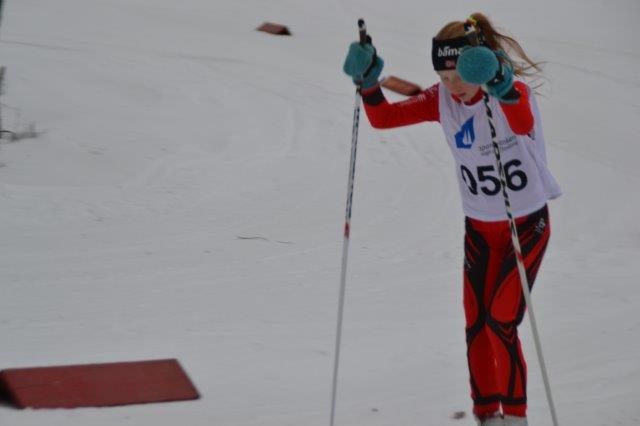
[498, 81, 534, 135]
[361, 83, 440, 129]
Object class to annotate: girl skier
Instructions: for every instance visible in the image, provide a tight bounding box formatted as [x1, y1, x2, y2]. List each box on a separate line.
[342, 13, 561, 426]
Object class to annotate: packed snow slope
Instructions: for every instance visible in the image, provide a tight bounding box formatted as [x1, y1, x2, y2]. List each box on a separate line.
[1, 0, 639, 425]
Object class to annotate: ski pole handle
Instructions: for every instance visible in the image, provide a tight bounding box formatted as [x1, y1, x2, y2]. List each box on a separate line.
[355, 18, 375, 91]
[358, 18, 367, 44]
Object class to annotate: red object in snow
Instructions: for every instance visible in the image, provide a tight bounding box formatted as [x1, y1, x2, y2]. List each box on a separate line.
[257, 22, 292, 36]
[381, 75, 423, 96]
[0, 359, 199, 409]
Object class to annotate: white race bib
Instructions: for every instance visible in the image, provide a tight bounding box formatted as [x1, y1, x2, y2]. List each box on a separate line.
[438, 82, 561, 220]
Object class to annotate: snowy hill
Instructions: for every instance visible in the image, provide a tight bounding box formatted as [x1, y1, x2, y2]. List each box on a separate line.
[1, 0, 639, 425]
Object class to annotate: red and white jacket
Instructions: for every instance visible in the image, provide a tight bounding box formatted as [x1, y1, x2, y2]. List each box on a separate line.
[361, 81, 561, 221]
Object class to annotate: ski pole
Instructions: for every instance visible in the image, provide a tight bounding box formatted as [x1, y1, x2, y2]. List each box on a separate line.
[481, 92, 559, 426]
[330, 18, 367, 426]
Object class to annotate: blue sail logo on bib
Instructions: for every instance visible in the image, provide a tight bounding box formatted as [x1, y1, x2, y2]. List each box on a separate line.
[455, 117, 475, 149]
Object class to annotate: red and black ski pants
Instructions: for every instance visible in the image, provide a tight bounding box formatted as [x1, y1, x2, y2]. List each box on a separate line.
[463, 205, 550, 418]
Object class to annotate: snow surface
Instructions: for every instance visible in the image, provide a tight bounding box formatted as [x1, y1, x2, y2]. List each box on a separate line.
[1, 0, 639, 425]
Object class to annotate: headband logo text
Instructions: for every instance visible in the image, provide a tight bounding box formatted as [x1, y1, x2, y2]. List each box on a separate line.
[438, 46, 462, 57]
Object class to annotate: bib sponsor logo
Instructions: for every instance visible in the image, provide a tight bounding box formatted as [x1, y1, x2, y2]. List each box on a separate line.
[455, 117, 475, 149]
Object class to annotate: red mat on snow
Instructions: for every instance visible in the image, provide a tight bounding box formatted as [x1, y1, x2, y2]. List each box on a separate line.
[0, 359, 200, 409]
[256, 22, 291, 36]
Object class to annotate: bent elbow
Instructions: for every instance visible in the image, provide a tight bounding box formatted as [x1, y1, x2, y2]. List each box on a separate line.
[369, 119, 386, 130]
[364, 112, 391, 129]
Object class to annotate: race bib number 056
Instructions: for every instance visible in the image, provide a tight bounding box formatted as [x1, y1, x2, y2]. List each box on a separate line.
[460, 159, 528, 195]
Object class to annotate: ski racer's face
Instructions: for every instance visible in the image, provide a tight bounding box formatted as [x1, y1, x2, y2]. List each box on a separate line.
[437, 70, 480, 103]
